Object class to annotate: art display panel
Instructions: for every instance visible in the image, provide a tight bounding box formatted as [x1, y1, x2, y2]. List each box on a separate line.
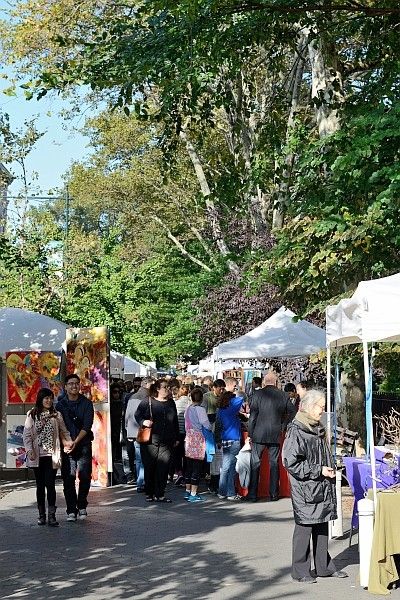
[6, 351, 63, 404]
[92, 408, 111, 487]
[6, 414, 27, 468]
[66, 326, 109, 403]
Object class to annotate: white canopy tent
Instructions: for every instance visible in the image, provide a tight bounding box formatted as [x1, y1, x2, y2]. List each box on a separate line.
[0, 307, 68, 355]
[214, 306, 326, 361]
[124, 355, 148, 377]
[326, 272, 400, 506]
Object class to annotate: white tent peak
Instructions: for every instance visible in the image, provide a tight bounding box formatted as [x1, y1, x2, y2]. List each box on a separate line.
[0, 307, 68, 354]
[214, 306, 326, 361]
[326, 272, 400, 347]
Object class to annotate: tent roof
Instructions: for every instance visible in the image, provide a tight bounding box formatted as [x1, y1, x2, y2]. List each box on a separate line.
[326, 273, 400, 347]
[214, 306, 326, 361]
[0, 307, 67, 354]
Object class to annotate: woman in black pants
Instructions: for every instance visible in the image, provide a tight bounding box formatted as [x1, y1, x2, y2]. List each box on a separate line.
[282, 389, 348, 583]
[135, 379, 179, 502]
[23, 388, 72, 526]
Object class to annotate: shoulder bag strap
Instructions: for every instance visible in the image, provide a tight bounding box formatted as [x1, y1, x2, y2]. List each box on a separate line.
[149, 397, 153, 420]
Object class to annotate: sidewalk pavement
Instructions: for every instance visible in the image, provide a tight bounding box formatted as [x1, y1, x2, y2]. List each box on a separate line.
[0, 481, 369, 600]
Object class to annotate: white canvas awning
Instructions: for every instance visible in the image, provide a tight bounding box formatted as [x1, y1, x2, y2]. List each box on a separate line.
[214, 306, 326, 361]
[0, 307, 68, 354]
[326, 273, 400, 347]
[124, 356, 148, 376]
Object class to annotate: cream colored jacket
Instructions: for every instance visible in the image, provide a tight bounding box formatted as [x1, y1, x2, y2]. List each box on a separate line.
[23, 410, 71, 469]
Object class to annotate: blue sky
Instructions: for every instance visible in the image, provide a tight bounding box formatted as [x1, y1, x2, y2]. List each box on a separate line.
[1, 88, 91, 196]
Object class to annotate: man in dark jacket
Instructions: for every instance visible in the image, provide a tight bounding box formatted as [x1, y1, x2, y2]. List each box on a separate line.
[247, 371, 296, 501]
[57, 374, 94, 522]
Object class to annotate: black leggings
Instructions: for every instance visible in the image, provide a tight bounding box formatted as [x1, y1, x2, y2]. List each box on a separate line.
[33, 456, 57, 508]
[185, 458, 203, 486]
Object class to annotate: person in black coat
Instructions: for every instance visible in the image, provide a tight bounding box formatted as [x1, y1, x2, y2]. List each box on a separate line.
[247, 371, 295, 501]
[282, 389, 348, 583]
[135, 379, 179, 503]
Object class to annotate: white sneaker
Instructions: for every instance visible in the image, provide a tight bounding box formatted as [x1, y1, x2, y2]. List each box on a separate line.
[67, 513, 77, 522]
[78, 509, 87, 520]
[227, 495, 242, 501]
[217, 494, 226, 499]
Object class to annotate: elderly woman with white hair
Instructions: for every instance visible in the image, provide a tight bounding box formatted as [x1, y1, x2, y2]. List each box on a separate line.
[282, 388, 348, 583]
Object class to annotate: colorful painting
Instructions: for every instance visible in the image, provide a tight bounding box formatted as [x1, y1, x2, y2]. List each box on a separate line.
[6, 415, 27, 468]
[66, 326, 109, 403]
[6, 351, 63, 404]
[92, 409, 110, 487]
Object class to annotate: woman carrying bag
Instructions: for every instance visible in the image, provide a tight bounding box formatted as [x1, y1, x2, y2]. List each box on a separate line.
[184, 387, 212, 503]
[23, 388, 72, 526]
[135, 379, 179, 503]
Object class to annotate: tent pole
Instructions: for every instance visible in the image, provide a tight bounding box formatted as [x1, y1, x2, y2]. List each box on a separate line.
[363, 341, 377, 507]
[326, 345, 332, 442]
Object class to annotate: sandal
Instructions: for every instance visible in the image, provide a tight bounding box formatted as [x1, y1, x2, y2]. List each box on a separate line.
[155, 497, 172, 503]
[145, 496, 154, 502]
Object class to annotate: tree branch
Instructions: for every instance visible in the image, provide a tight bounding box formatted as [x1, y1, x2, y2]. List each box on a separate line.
[150, 214, 212, 272]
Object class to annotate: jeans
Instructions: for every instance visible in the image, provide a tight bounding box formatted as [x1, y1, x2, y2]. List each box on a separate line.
[61, 444, 92, 514]
[33, 456, 57, 508]
[122, 440, 135, 479]
[218, 440, 240, 498]
[134, 441, 144, 488]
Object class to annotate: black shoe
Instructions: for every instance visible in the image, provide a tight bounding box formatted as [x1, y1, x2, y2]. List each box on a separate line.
[293, 576, 317, 584]
[269, 495, 279, 501]
[137, 487, 145, 493]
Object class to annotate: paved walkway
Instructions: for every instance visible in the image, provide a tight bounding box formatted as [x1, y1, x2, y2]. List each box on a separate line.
[0, 481, 370, 600]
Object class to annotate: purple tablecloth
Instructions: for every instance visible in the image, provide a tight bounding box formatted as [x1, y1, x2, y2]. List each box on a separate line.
[343, 453, 400, 528]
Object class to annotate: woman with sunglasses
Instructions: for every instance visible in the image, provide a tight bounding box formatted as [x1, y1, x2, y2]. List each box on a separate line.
[135, 379, 179, 502]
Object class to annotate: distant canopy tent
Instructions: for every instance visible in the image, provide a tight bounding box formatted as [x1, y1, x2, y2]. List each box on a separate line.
[325, 272, 400, 506]
[0, 307, 67, 354]
[124, 356, 148, 377]
[214, 306, 326, 361]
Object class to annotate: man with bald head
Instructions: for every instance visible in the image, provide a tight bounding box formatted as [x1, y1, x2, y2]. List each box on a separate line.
[247, 371, 295, 502]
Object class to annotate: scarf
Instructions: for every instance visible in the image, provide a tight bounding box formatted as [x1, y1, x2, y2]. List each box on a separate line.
[35, 411, 56, 454]
[294, 410, 321, 432]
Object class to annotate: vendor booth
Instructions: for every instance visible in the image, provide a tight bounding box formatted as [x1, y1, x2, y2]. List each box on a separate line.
[213, 306, 326, 499]
[326, 272, 400, 594]
[0, 309, 113, 487]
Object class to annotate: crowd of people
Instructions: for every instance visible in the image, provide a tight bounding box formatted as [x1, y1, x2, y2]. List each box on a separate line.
[23, 370, 347, 583]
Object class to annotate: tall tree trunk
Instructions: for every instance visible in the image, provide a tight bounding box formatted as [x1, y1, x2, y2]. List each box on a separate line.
[273, 31, 308, 230]
[180, 130, 240, 274]
[308, 28, 344, 138]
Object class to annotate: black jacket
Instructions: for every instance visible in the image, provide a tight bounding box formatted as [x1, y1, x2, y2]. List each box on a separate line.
[247, 386, 295, 444]
[56, 394, 94, 445]
[135, 397, 179, 445]
[282, 419, 337, 525]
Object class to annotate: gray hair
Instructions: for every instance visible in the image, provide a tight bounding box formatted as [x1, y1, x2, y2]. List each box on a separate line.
[300, 388, 326, 412]
[141, 377, 155, 387]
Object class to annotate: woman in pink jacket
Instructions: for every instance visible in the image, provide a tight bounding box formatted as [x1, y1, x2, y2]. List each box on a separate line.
[23, 388, 71, 526]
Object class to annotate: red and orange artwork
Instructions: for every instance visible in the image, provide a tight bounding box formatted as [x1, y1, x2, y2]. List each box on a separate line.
[92, 409, 109, 487]
[6, 351, 62, 404]
[66, 326, 109, 403]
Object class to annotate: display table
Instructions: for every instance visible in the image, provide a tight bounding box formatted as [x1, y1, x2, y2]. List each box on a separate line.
[368, 491, 400, 595]
[343, 454, 399, 528]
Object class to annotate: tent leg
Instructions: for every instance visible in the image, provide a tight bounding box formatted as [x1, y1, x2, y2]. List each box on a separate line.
[326, 346, 332, 441]
[363, 341, 377, 508]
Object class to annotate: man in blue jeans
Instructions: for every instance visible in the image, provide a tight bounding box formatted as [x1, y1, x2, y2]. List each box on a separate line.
[217, 377, 244, 501]
[124, 377, 155, 491]
[57, 374, 94, 521]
